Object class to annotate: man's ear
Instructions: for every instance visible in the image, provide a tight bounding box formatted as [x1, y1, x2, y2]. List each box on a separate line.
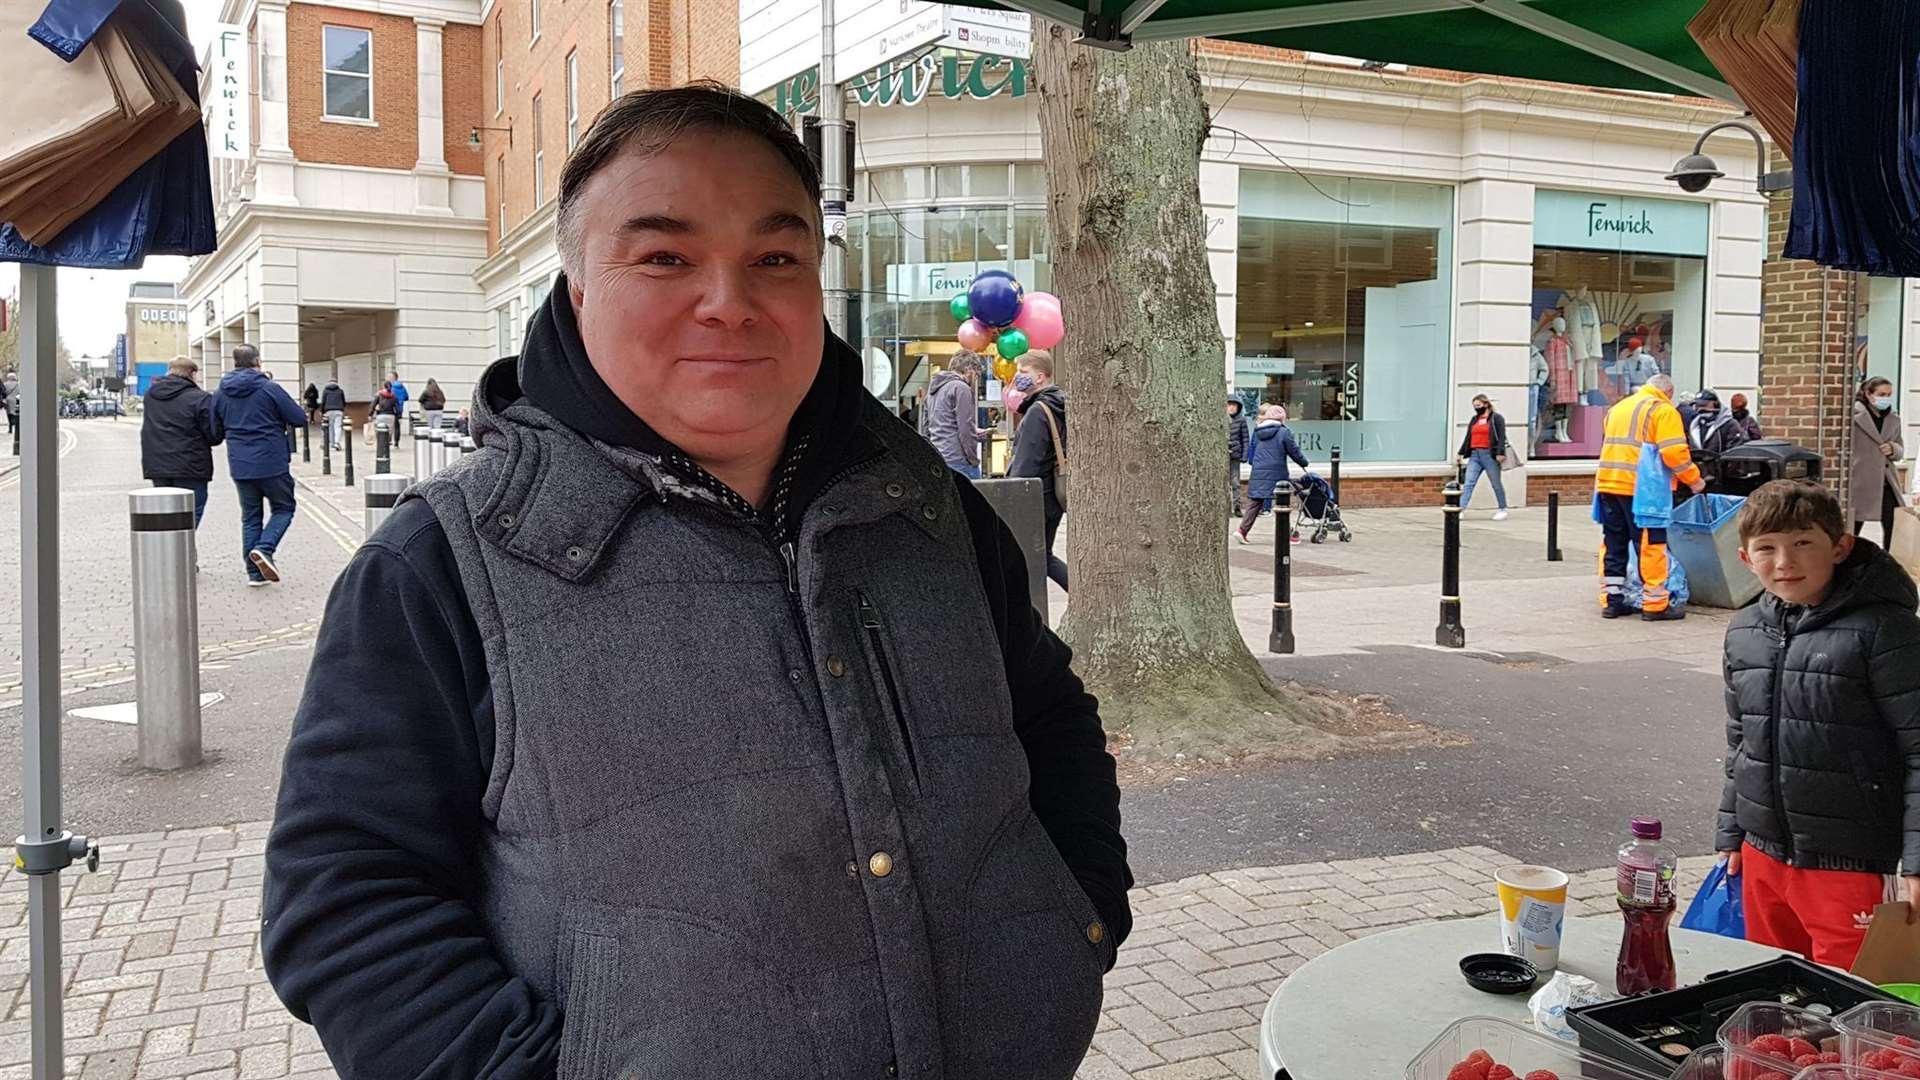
[569, 276, 585, 313]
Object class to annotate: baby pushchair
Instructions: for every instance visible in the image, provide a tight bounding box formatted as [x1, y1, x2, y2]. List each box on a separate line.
[1289, 472, 1352, 544]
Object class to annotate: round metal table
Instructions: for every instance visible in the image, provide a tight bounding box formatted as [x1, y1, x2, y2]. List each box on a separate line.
[1257, 913, 1785, 1080]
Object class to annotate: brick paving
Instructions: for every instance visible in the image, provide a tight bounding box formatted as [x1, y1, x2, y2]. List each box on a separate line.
[0, 826, 1718, 1079]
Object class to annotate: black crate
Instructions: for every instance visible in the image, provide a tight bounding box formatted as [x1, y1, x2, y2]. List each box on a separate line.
[1566, 956, 1897, 1076]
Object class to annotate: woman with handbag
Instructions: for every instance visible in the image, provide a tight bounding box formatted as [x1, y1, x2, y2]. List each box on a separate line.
[1456, 394, 1511, 520]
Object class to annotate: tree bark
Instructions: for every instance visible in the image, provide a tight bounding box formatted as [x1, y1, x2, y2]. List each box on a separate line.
[1033, 26, 1339, 760]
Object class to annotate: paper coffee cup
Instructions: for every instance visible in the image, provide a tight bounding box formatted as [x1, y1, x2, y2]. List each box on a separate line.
[1496, 865, 1569, 973]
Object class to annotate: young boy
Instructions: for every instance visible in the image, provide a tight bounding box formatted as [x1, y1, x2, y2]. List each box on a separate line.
[1718, 480, 1920, 967]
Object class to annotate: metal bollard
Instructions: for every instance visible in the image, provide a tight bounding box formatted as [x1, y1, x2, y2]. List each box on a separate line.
[413, 426, 430, 483]
[374, 416, 392, 476]
[1436, 480, 1466, 648]
[364, 473, 410, 535]
[428, 429, 447, 476]
[343, 421, 355, 486]
[1330, 446, 1342, 507]
[301, 418, 310, 464]
[1546, 490, 1563, 562]
[408, 410, 421, 444]
[1269, 486, 1295, 654]
[128, 488, 202, 770]
[461, 435, 476, 457]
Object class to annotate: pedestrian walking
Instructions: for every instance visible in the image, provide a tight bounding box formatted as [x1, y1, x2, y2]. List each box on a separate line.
[924, 350, 989, 478]
[388, 373, 410, 426]
[419, 378, 447, 430]
[1718, 480, 1920, 968]
[1456, 394, 1510, 520]
[211, 345, 307, 586]
[371, 380, 399, 444]
[139, 358, 222, 527]
[1008, 349, 1071, 590]
[1227, 397, 1249, 515]
[1237, 403, 1309, 544]
[1595, 374, 1706, 620]
[303, 382, 320, 423]
[3, 375, 18, 434]
[1851, 376, 1908, 547]
[261, 84, 1127, 1080]
[1729, 392, 1764, 442]
[320, 377, 347, 449]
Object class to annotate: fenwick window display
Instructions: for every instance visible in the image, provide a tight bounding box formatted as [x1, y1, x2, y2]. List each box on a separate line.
[1528, 191, 1709, 459]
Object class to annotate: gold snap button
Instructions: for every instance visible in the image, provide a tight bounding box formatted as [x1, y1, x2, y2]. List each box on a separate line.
[1086, 921, 1106, 945]
[826, 656, 848, 678]
[868, 851, 894, 878]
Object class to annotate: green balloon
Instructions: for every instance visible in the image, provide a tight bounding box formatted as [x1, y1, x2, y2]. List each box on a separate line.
[996, 327, 1030, 360]
[950, 295, 971, 323]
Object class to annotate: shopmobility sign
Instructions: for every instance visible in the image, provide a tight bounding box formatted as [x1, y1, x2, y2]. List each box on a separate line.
[772, 52, 1028, 115]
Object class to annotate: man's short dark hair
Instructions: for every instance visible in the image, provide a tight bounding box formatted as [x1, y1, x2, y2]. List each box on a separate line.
[1738, 480, 1847, 545]
[232, 344, 260, 368]
[556, 82, 821, 279]
[947, 350, 985, 377]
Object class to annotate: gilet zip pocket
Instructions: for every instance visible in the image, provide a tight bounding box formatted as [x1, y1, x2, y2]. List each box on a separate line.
[858, 592, 920, 788]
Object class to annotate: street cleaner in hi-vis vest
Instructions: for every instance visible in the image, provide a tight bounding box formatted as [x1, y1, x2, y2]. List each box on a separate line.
[1594, 373, 1705, 620]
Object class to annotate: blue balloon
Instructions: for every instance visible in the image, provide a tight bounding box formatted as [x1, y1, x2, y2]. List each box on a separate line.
[974, 268, 1017, 283]
[969, 275, 1025, 329]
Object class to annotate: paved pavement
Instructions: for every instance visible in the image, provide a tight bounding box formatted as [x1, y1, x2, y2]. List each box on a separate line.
[0, 823, 1723, 1080]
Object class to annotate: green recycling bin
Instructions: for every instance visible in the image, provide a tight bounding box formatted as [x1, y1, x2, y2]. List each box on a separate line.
[1668, 493, 1760, 609]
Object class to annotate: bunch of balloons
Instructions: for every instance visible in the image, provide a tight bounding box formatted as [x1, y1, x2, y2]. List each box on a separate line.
[949, 270, 1064, 383]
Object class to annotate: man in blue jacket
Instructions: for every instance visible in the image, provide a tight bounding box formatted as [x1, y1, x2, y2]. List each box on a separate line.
[211, 345, 307, 586]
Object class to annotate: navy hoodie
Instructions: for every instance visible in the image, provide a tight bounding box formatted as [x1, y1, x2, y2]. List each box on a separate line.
[212, 368, 307, 480]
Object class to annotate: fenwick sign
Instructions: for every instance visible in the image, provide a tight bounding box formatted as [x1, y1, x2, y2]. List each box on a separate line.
[772, 53, 1028, 116]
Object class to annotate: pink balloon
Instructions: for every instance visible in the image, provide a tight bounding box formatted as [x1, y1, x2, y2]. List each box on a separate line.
[957, 318, 993, 352]
[1013, 292, 1065, 350]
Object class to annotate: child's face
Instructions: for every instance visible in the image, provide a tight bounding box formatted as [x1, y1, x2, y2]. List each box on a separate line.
[1740, 527, 1854, 606]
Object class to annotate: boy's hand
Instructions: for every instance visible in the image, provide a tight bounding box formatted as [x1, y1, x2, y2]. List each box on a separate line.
[1719, 850, 1741, 877]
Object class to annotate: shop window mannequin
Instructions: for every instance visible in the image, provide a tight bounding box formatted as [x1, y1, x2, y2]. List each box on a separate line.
[1563, 285, 1604, 393]
[1544, 315, 1576, 442]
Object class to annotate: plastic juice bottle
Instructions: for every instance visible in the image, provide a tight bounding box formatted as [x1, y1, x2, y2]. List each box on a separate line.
[1616, 816, 1678, 996]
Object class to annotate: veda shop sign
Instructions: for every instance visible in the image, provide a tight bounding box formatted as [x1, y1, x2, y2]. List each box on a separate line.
[774, 53, 1028, 116]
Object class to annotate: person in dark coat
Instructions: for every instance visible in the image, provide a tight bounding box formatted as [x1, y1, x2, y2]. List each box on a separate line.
[1729, 392, 1763, 442]
[1237, 403, 1309, 543]
[1008, 349, 1069, 590]
[211, 345, 308, 586]
[1685, 391, 1751, 490]
[303, 383, 320, 422]
[1717, 480, 1920, 968]
[419, 378, 448, 430]
[320, 378, 348, 449]
[1227, 398, 1249, 515]
[140, 358, 223, 527]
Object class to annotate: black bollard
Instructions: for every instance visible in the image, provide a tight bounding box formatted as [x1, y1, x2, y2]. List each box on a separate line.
[1546, 490, 1563, 562]
[343, 420, 355, 486]
[301, 417, 311, 463]
[1330, 446, 1342, 506]
[322, 424, 332, 476]
[375, 416, 392, 475]
[1269, 487, 1295, 654]
[1436, 480, 1466, 648]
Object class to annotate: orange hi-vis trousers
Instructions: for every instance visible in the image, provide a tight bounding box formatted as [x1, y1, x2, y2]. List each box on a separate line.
[1596, 492, 1671, 612]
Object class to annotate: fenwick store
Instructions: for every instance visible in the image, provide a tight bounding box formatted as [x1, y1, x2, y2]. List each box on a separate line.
[750, 34, 1917, 506]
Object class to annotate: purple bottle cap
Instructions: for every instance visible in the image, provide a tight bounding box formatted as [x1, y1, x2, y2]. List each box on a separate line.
[1630, 817, 1662, 839]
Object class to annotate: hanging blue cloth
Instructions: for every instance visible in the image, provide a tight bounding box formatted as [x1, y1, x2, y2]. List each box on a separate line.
[2, 0, 215, 269]
[1783, 0, 1920, 275]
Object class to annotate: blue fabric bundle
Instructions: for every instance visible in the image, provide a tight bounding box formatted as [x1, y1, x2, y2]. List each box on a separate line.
[1783, 0, 1920, 275]
[1, 0, 215, 269]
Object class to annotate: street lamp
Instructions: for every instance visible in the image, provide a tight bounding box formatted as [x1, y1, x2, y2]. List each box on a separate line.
[470, 124, 513, 148]
[1666, 118, 1794, 194]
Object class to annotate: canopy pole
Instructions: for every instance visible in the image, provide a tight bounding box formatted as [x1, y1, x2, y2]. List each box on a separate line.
[17, 262, 65, 1080]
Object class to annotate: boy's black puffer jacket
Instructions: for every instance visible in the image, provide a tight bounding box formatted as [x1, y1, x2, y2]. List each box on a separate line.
[1719, 540, 1920, 873]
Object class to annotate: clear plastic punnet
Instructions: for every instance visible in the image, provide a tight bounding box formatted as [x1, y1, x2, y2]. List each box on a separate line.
[1403, 1016, 1665, 1080]
[1676, 1044, 1904, 1080]
[1836, 1002, 1920, 1071]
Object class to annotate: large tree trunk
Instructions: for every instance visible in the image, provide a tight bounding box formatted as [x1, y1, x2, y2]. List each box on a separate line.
[1033, 27, 1342, 761]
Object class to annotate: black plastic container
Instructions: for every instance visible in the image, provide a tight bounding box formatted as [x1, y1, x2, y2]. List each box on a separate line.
[1705, 438, 1823, 496]
[1566, 956, 1896, 1075]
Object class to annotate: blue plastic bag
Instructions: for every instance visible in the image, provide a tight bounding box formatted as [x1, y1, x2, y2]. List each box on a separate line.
[1679, 861, 1745, 939]
[1625, 541, 1689, 609]
[1632, 442, 1674, 529]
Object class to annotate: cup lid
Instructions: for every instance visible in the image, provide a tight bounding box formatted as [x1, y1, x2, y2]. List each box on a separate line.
[1631, 817, 1663, 839]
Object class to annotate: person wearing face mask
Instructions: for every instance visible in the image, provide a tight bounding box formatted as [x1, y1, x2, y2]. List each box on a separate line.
[1851, 377, 1909, 546]
[1008, 352, 1070, 589]
[1728, 393, 1763, 442]
[1455, 395, 1510, 520]
[1687, 390, 1750, 458]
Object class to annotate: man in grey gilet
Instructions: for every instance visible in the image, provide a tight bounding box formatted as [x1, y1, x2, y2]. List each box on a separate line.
[261, 84, 1132, 1079]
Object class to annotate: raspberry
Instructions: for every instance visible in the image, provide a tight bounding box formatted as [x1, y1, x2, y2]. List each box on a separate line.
[1750, 1034, 1792, 1055]
[1869, 1051, 1902, 1070]
[1446, 1065, 1478, 1080]
[1523, 1072, 1560, 1080]
[1821, 1052, 1842, 1063]
[1899, 1037, 1920, 1049]
[1466, 1050, 1494, 1063]
[1898, 1061, 1920, 1079]
[1487, 1067, 1515, 1080]
[1795, 1055, 1821, 1066]
[1788, 1038, 1818, 1059]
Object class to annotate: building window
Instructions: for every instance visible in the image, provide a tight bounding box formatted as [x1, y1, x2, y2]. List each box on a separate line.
[566, 52, 580, 150]
[1235, 171, 1454, 463]
[532, 93, 544, 207]
[496, 306, 513, 357]
[322, 26, 372, 121]
[609, 0, 625, 96]
[530, 0, 541, 42]
[493, 16, 504, 116]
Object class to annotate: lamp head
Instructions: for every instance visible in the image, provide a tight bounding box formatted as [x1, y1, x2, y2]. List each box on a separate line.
[1666, 153, 1724, 193]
